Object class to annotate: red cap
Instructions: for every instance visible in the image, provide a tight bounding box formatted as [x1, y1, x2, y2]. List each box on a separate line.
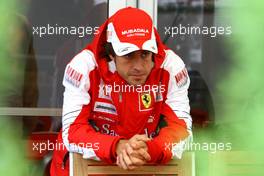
[107, 7, 158, 56]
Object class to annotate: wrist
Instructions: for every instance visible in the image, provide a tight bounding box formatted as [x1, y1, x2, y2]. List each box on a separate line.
[116, 139, 128, 156]
[110, 137, 125, 162]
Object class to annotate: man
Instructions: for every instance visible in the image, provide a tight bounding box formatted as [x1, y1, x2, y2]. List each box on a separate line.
[50, 7, 192, 175]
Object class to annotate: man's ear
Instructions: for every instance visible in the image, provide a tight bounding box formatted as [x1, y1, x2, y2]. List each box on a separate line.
[108, 54, 115, 61]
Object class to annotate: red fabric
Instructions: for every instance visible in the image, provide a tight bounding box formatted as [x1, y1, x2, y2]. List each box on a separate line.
[50, 7, 190, 175]
[27, 132, 58, 161]
[67, 104, 123, 163]
[147, 104, 189, 163]
[107, 7, 154, 49]
[50, 132, 69, 176]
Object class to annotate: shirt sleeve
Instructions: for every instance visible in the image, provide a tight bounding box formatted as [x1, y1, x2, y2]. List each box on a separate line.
[61, 50, 122, 163]
[147, 50, 192, 164]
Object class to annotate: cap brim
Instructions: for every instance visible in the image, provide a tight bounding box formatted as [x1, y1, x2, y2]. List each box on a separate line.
[111, 39, 158, 56]
[111, 42, 140, 56]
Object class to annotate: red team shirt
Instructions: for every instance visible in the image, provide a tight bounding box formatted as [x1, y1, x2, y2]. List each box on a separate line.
[50, 7, 192, 176]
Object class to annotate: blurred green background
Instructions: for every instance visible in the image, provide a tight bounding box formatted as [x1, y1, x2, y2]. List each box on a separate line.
[195, 0, 264, 175]
[0, 1, 29, 175]
[0, 0, 263, 175]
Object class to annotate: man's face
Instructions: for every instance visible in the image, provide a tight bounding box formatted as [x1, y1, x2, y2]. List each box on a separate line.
[110, 50, 154, 86]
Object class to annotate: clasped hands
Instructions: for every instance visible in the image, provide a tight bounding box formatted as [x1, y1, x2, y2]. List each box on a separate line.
[116, 134, 151, 170]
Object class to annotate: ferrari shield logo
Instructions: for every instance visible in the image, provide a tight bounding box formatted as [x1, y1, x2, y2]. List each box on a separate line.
[141, 93, 151, 109]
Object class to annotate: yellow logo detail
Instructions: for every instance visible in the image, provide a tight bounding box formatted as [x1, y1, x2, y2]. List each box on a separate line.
[141, 93, 151, 108]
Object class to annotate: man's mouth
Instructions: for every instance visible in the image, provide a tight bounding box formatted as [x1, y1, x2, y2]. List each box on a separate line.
[130, 73, 145, 77]
[131, 75, 145, 80]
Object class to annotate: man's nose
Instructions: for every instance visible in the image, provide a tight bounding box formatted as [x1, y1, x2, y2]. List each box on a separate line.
[131, 57, 144, 71]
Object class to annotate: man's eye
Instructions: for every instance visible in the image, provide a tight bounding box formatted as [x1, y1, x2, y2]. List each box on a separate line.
[124, 53, 132, 58]
[141, 51, 150, 58]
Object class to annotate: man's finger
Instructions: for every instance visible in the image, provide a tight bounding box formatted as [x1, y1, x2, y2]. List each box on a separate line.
[125, 142, 151, 161]
[122, 148, 146, 170]
[124, 143, 145, 161]
[122, 149, 132, 167]
[137, 148, 151, 161]
[132, 134, 151, 142]
[125, 143, 134, 155]
[129, 134, 150, 150]
[129, 156, 145, 166]
[116, 155, 120, 166]
[122, 149, 136, 170]
[118, 153, 128, 170]
[129, 140, 147, 150]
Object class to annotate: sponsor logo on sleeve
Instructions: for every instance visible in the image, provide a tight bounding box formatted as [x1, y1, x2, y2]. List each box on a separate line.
[65, 66, 83, 87]
[175, 68, 188, 87]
